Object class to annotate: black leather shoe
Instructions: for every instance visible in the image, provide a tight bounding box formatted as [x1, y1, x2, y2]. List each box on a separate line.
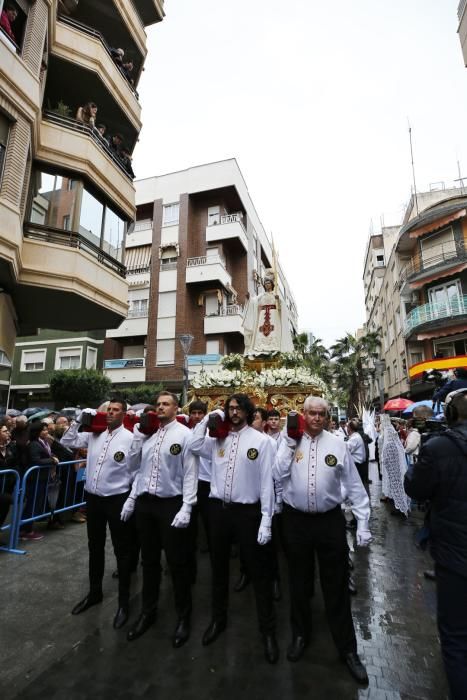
[71, 593, 103, 615]
[348, 575, 357, 595]
[202, 619, 227, 646]
[113, 606, 129, 629]
[173, 617, 190, 648]
[342, 652, 369, 684]
[286, 636, 307, 662]
[234, 573, 250, 592]
[272, 579, 281, 602]
[112, 569, 119, 579]
[263, 635, 279, 664]
[127, 611, 157, 641]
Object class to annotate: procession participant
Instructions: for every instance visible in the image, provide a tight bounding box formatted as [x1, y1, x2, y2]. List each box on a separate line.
[266, 409, 282, 444]
[121, 392, 197, 648]
[61, 397, 136, 629]
[187, 400, 211, 576]
[190, 393, 279, 664]
[274, 396, 371, 683]
[335, 418, 348, 439]
[346, 419, 367, 485]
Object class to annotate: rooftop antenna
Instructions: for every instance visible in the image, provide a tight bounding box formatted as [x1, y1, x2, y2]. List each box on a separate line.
[408, 120, 419, 217]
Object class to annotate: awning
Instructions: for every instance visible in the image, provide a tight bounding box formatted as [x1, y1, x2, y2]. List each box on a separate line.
[410, 261, 467, 289]
[125, 245, 151, 270]
[409, 209, 466, 239]
[417, 323, 467, 341]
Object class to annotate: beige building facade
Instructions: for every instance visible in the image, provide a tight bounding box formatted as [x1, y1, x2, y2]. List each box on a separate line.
[0, 0, 164, 400]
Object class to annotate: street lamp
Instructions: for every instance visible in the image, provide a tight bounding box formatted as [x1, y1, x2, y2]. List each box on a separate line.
[374, 359, 386, 412]
[179, 334, 194, 406]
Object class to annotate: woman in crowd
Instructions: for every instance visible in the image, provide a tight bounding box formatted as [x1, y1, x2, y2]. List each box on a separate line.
[75, 101, 98, 127]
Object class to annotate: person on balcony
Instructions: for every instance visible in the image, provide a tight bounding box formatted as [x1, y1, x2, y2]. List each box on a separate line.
[110, 47, 124, 67]
[96, 123, 109, 146]
[75, 102, 98, 128]
[0, 3, 18, 44]
[121, 60, 135, 85]
[432, 368, 467, 406]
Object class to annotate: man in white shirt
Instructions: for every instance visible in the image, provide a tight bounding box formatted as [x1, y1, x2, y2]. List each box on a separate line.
[121, 391, 198, 648]
[190, 393, 279, 664]
[61, 397, 136, 629]
[275, 396, 371, 683]
[347, 419, 368, 485]
[334, 418, 348, 439]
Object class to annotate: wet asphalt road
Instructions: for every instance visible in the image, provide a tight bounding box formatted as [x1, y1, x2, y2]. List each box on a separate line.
[0, 463, 448, 700]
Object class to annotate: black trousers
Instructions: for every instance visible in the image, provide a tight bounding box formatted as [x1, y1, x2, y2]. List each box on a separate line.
[189, 479, 211, 581]
[0, 493, 12, 528]
[436, 564, 467, 700]
[135, 493, 192, 620]
[208, 498, 275, 636]
[355, 461, 369, 485]
[282, 503, 357, 654]
[85, 490, 132, 606]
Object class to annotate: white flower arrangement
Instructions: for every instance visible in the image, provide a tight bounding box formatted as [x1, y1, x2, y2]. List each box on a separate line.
[191, 364, 329, 395]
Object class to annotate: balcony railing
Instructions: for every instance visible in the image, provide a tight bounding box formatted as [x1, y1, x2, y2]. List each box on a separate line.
[399, 241, 466, 284]
[23, 222, 126, 277]
[127, 308, 148, 318]
[403, 295, 467, 336]
[133, 219, 153, 231]
[57, 15, 140, 98]
[127, 265, 150, 275]
[207, 304, 244, 317]
[42, 111, 133, 180]
[220, 213, 244, 227]
[187, 254, 226, 268]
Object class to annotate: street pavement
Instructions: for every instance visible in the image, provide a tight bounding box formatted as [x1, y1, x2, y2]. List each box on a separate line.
[0, 463, 449, 700]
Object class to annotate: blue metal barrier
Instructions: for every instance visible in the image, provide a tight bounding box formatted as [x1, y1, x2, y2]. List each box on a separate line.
[14, 459, 86, 553]
[0, 469, 23, 554]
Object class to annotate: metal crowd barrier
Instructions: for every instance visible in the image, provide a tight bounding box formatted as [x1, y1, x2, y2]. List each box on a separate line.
[7, 460, 86, 555]
[0, 469, 22, 555]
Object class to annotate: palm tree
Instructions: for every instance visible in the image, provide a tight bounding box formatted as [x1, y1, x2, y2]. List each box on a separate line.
[330, 330, 381, 416]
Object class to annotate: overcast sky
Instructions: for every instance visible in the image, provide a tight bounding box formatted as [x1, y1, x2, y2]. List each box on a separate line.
[133, 0, 467, 348]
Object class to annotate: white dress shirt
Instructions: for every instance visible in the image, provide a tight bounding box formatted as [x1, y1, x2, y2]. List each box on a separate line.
[346, 431, 366, 463]
[61, 422, 135, 497]
[128, 419, 198, 506]
[197, 454, 212, 483]
[274, 429, 370, 526]
[190, 417, 275, 523]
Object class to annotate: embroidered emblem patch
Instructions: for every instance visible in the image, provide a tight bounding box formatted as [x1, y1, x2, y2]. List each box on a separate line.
[170, 443, 182, 456]
[247, 448, 259, 460]
[325, 454, 338, 467]
[113, 451, 125, 463]
[218, 448, 225, 458]
[295, 450, 304, 463]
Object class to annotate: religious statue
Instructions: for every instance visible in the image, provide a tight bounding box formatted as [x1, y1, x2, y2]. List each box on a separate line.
[242, 269, 294, 357]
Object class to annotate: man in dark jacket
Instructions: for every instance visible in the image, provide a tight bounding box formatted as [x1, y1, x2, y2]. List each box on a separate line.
[432, 367, 467, 405]
[404, 388, 467, 700]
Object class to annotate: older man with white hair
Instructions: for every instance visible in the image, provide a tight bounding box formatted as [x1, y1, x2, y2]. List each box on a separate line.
[274, 396, 371, 684]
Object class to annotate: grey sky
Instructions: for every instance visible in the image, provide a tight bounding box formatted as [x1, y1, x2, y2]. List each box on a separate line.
[133, 0, 467, 347]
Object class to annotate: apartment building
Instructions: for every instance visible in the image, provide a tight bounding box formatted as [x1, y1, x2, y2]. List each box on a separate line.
[0, 0, 164, 405]
[104, 159, 298, 391]
[363, 185, 467, 402]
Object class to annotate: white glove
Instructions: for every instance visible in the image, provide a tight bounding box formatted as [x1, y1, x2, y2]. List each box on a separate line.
[120, 496, 135, 522]
[77, 407, 97, 423]
[171, 503, 192, 528]
[209, 408, 225, 421]
[257, 524, 272, 545]
[135, 409, 144, 417]
[274, 499, 283, 515]
[356, 529, 372, 546]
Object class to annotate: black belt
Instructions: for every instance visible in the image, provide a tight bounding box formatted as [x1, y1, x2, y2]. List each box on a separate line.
[211, 498, 260, 510]
[283, 503, 341, 517]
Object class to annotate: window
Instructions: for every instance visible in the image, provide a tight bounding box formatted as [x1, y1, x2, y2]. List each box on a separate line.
[21, 349, 46, 372]
[156, 339, 175, 365]
[434, 335, 467, 358]
[207, 206, 220, 226]
[55, 347, 82, 370]
[79, 188, 104, 247]
[410, 351, 423, 366]
[86, 347, 98, 369]
[0, 113, 10, 184]
[102, 206, 125, 262]
[395, 308, 401, 335]
[393, 359, 398, 382]
[376, 254, 384, 267]
[130, 298, 148, 316]
[162, 203, 179, 226]
[158, 291, 176, 317]
[206, 339, 220, 355]
[63, 215, 70, 230]
[29, 171, 79, 231]
[388, 320, 394, 346]
[0, 0, 28, 52]
[160, 246, 178, 266]
[421, 228, 456, 268]
[428, 280, 462, 314]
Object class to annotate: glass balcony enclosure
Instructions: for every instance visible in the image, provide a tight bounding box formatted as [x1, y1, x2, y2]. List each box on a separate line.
[28, 169, 126, 264]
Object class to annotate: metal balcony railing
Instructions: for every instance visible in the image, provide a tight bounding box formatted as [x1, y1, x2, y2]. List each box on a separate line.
[127, 265, 151, 275]
[403, 295, 467, 336]
[23, 223, 126, 277]
[42, 111, 133, 180]
[187, 255, 226, 268]
[133, 219, 153, 231]
[399, 241, 466, 284]
[127, 308, 148, 318]
[205, 304, 244, 317]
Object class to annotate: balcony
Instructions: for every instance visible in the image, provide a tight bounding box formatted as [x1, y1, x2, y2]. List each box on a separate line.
[206, 213, 248, 252]
[106, 309, 148, 338]
[186, 255, 232, 288]
[54, 17, 141, 128]
[403, 295, 467, 337]
[131, 0, 165, 26]
[204, 305, 244, 335]
[104, 357, 146, 383]
[399, 241, 466, 290]
[37, 112, 135, 219]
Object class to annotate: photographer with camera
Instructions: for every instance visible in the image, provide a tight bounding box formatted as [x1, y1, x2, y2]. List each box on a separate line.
[404, 388, 467, 700]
